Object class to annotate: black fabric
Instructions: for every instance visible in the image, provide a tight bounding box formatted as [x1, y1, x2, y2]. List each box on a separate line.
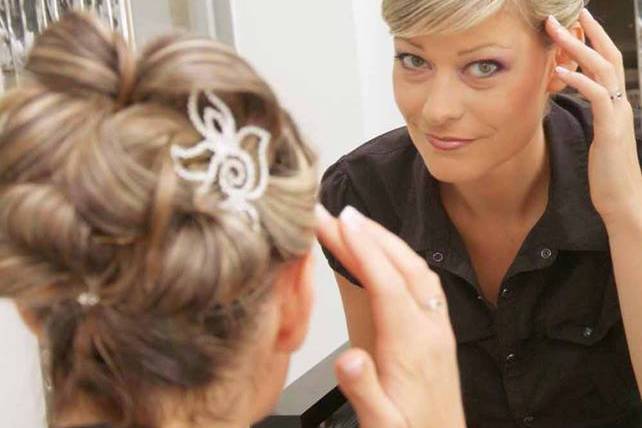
[319, 94, 642, 428]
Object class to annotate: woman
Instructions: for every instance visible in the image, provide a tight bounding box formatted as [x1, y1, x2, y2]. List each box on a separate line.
[320, 1, 642, 427]
[0, 12, 465, 428]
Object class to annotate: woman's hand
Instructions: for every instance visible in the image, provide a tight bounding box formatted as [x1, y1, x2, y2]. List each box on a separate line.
[546, 9, 642, 226]
[315, 204, 466, 428]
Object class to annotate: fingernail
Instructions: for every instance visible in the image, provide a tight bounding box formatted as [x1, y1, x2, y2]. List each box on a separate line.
[339, 206, 363, 232]
[548, 15, 562, 27]
[315, 203, 332, 223]
[548, 15, 564, 36]
[341, 355, 364, 377]
[555, 66, 569, 74]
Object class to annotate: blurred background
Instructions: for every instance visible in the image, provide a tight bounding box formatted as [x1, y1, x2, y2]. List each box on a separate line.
[0, 1, 639, 427]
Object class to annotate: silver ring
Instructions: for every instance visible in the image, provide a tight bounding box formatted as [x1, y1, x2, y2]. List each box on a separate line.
[610, 91, 624, 101]
[421, 296, 446, 312]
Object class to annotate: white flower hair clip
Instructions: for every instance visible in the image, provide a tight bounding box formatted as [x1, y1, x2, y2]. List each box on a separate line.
[171, 90, 271, 228]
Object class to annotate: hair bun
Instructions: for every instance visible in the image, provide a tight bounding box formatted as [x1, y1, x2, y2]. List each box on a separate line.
[25, 12, 136, 106]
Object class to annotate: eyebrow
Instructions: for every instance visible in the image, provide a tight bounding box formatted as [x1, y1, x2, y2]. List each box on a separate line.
[396, 38, 511, 55]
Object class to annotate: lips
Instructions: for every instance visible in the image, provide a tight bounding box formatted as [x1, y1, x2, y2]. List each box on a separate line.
[425, 133, 476, 151]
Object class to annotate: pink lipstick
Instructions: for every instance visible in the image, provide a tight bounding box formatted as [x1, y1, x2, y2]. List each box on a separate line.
[426, 134, 475, 151]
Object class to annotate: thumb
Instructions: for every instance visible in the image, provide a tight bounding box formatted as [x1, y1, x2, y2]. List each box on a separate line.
[335, 348, 405, 428]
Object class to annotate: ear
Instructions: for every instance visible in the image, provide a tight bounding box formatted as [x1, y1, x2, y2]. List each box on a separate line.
[547, 21, 585, 93]
[272, 252, 314, 354]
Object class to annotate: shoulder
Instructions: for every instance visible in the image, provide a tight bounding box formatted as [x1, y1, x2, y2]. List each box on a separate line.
[318, 127, 418, 285]
[321, 126, 415, 184]
[320, 127, 417, 220]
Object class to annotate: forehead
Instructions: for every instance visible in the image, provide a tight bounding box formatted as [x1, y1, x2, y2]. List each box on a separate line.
[397, 9, 537, 52]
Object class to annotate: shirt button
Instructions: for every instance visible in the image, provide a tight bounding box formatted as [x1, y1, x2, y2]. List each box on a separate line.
[523, 415, 536, 425]
[583, 327, 594, 338]
[432, 251, 444, 263]
[500, 288, 511, 299]
[505, 353, 517, 363]
[540, 248, 553, 259]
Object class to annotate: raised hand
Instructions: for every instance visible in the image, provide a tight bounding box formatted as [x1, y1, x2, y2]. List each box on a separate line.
[316, 204, 466, 428]
[546, 9, 642, 224]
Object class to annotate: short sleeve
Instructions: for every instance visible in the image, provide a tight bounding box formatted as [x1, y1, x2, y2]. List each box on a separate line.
[318, 159, 364, 287]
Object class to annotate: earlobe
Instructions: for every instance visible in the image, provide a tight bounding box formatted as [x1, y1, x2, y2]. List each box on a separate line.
[273, 253, 314, 354]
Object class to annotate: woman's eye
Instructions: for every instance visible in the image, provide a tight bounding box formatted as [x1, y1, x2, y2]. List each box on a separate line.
[467, 60, 502, 78]
[396, 53, 429, 71]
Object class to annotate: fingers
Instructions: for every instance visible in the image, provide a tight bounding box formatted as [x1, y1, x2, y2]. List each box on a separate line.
[579, 9, 624, 75]
[357, 213, 447, 309]
[316, 204, 419, 342]
[315, 204, 363, 279]
[335, 348, 406, 428]
[555, 66, 614, 127]
[546, 13, 621, 94]
[337, 206, 417, 332]
[316, 203, 410, 305]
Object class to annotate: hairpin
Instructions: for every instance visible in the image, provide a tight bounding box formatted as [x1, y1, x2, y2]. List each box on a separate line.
[170, 89, 271, 229]
[77, 291, 100, 307]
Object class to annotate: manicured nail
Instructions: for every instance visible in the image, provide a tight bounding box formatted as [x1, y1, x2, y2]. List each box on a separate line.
[555, 66, 569, 74]
[340, 355, 364, 377]
[315, 203, 332, 223]
[339, 206, 363, 232]
[548, 15, 561, 26]
[548, 15, 563, 35]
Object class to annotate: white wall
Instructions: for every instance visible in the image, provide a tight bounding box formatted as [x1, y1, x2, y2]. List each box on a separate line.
[231, 0, 362, 385]
[0, 301, 46, 428]
[352, 0, 404, 140]
[231, 0, 403, 385]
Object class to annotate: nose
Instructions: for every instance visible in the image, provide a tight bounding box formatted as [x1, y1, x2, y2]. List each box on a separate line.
[421, 75, 465, 128]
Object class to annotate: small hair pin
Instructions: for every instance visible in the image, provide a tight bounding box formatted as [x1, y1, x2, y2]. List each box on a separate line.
[77, 291, 100, 307]
[171, 89, 271, 229]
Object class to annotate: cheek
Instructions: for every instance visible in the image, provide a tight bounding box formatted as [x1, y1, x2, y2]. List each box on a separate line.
[473, 58, 550, 144]
[499, 57, 551, 116]
[393, 70, 426, 119]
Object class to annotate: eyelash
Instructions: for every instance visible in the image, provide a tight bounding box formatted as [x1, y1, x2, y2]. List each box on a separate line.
[394, 52, 505, 78]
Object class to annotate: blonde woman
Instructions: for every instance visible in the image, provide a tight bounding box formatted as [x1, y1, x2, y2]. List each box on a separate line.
[0, 12, 466, 428]
[321, 1, 642, 427]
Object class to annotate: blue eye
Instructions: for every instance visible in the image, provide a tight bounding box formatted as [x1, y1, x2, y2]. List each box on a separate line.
[395, 53, 429, 70]
[468, 60, 502, 78]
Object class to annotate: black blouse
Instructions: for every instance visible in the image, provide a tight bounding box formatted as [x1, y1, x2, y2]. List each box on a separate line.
[320, 94, 642, 428]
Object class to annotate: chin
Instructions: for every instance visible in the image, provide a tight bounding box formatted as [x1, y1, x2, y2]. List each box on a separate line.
[419, 150, 491, 184]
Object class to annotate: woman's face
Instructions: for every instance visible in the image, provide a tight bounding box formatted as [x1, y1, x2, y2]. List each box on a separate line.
[393, 10, 558, 183]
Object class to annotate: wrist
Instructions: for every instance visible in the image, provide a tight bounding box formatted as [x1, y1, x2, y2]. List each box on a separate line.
[602, 204, 642, 240]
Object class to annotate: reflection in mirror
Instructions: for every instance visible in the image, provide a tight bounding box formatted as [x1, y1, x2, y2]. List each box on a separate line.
[129, 0, 235, 48]
[0, 0, 235, 91]
[0, 0, 133, 89]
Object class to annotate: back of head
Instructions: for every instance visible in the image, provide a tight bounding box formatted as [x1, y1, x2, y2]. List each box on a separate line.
[0, 12, 317, 427]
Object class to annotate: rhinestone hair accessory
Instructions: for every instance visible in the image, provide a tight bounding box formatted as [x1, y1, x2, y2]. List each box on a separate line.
[77, 291, 100, 307]
[171, 90, 271, 228]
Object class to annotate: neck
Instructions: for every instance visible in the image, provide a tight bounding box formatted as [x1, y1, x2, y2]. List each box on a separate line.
[163, 419, 248, 428]
[56, 385, 256, 428]
[441, 126, 550, 223]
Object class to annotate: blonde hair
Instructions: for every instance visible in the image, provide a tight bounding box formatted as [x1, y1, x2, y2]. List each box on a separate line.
[0, 12, 317, 427]
[382, 0, 586, 37]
